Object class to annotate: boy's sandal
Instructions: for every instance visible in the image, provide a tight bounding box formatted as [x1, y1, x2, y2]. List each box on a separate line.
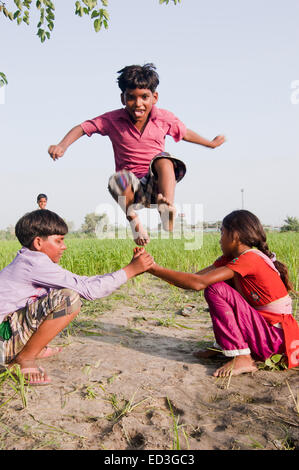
[37, 346, 62, 359]
[21, 366, 51, 386]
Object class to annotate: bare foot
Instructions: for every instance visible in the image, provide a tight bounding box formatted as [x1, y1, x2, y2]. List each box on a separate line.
[157, 193, 176, 231]
[193, 348, 223, 359]
[8, 359, 51, 385]
[213, 355, 258, 377]
[128, 215, 150, 246]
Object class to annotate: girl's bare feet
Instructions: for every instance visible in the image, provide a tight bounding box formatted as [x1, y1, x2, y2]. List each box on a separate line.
[129, 214, 150, 246]
[157, 193, 176, 231]
[213, 355, 258, 377]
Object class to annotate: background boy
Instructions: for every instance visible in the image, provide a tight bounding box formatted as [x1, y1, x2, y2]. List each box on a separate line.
[37, 193, 48, 210]
[48, 63, 225, 245]
[0, 209, 153, 385]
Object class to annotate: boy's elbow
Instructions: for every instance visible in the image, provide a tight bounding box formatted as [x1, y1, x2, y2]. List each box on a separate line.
[191, 280, 206, 291]
[182, 128, 191, 142]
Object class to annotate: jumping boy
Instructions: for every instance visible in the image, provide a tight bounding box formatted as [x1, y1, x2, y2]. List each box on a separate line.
[48, 63, 225, 245]
[0, 209, 154, 385]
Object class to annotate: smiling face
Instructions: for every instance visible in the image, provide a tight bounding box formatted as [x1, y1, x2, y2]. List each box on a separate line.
[121, 88, 158, 126]
[38, 197, 47, 210]
[32, 234, 67, 263]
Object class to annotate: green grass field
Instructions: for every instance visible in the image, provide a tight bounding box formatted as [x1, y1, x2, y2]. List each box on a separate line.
[1, 232, 298, 289]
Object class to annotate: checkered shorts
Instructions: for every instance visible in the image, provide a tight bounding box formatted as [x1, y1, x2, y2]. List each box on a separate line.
[108, 152, 186, 210]
[0, 289, 81, 365]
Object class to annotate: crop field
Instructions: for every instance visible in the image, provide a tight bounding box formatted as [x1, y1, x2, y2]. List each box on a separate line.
[1, 231, 298, 285]
[0, 232, 298, 450]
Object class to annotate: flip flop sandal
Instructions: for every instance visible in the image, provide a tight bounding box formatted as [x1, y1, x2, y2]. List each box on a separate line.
[176, 303, 196, 317]
[37, 346, 62, 359]
[21, 366, 51, 386]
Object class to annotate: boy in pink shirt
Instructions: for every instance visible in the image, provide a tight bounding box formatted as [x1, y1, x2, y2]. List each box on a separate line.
[48, 63, 225, 245]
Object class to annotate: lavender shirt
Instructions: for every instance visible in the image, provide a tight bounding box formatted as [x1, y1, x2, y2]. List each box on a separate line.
[0, 247, 127, 322]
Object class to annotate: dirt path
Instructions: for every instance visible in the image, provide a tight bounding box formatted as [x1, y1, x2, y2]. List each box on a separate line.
[1, 276, 298, 450]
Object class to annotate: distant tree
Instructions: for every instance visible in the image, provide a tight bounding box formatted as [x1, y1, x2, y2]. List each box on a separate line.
[81, 212, 107, 235]
[0, 0, 181, 86]
[0, 225, 16, 240]
[280, 216, 299, 232]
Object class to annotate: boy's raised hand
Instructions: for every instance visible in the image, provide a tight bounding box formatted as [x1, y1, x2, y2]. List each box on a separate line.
[209, 135, 226, 148]
[48, 144, 66, 161]
[48, 126, 85, 161]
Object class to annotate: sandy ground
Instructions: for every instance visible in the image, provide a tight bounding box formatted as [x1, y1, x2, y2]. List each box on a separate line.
[0, 275, 298, 451]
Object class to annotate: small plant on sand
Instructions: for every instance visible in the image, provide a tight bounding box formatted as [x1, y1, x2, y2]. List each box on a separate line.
[166, 398, 189, 450]
[258, 354, 288, 371]
[105, 391, 149, 423]
[0, 365, 28, 409]
[84, 384, 98, 400]
[152, 315, 193, 329]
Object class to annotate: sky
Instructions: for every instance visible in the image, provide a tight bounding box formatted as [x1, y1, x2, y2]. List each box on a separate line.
[1, 0, 299, 230]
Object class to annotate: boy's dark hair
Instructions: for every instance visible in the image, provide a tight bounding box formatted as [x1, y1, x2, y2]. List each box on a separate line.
[222, 210, 293, 291]
[37, 193, 48, 202]
[117, 63, 159, 93]
[15, 210, 68, 248]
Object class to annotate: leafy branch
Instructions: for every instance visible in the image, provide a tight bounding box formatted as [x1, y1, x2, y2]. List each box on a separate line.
[0, 0, 182, 86]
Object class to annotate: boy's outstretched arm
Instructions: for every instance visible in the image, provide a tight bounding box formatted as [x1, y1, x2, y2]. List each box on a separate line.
[148, 264, 234, 291]
[123, 250, 155, 279]
[48, 125, 84, 161]
[183, 129, 225, 149]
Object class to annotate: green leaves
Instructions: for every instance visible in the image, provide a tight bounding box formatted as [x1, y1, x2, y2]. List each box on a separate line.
[0, 1, 54, 39]
[0, 72, 8, 88]
[74, 1, 109, 32]
[2, 0, 182, 84]
[259, 354, 288, 371]
[159, 0, 181, 5]
[36, 1, 55, 42]
[93, 8, 109, 32]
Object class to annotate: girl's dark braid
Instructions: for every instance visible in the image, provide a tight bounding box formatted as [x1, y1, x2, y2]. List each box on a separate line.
[255, 240, 273, 259]
[255, 237, 293, 292]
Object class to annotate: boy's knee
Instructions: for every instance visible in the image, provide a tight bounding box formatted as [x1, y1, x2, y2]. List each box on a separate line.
[108, 171, 136, 197]
[49, 288, 81, 319]
[152, 156, 175, 174]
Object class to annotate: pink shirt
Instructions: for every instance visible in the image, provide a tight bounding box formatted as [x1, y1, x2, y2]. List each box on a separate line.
[81, 105, 187, 178]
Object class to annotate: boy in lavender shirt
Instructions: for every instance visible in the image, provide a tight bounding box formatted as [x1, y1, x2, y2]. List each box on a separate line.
[0, 209, 154, 385]
[48, 63, 225, 245]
